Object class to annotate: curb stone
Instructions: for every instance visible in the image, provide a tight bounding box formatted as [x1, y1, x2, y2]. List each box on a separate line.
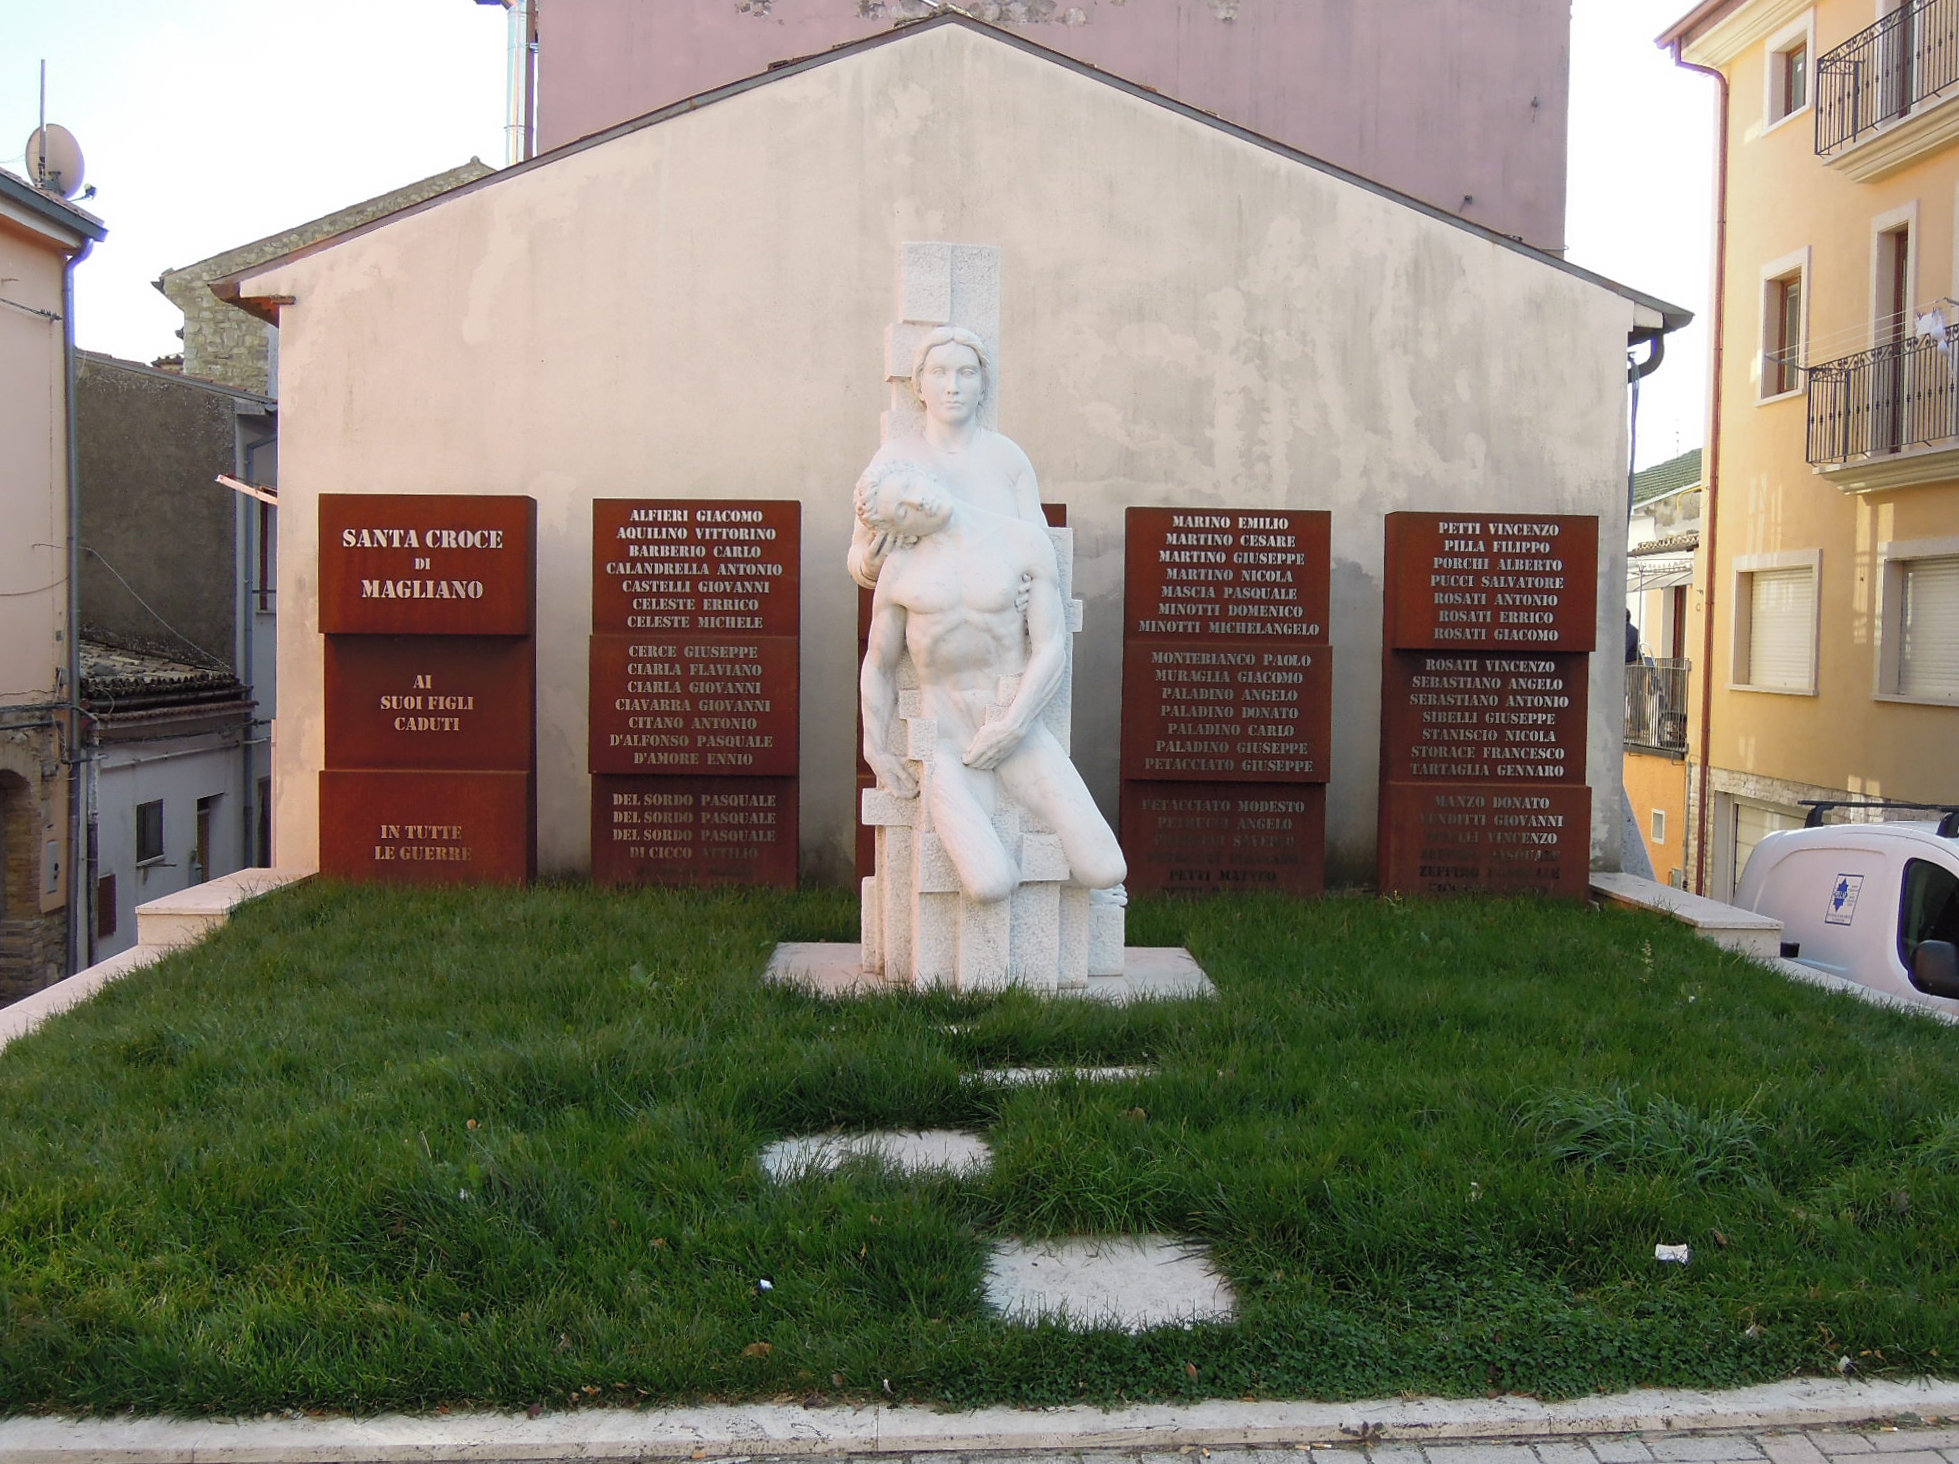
[3, 1379, 1959, 1463]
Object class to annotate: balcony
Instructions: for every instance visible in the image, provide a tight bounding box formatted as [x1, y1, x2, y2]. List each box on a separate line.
[1805, 329, 1959, 490]
[1626, 659, 1690, 755]
[1816, 0, 1959, 178]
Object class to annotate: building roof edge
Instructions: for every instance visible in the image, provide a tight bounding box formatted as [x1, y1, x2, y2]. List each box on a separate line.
[218, 15, 1690, 336]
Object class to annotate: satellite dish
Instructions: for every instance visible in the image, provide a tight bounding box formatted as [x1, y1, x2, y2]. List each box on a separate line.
[25, 124, 85, 198]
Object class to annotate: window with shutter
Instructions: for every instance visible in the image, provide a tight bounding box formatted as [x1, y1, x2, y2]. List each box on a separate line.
[1900, 555, 1959, 700]
[1746, 566, 1816, 690]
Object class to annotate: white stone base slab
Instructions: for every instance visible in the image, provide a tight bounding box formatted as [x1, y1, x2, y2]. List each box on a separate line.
[983, 1234, 1237, 1331]
[766, 942, 1215, 1001]
[759, 1129, 991, 1181]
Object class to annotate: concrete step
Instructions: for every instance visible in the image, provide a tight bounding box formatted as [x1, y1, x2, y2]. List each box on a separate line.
[134, 867, 313, 950]
[1589, 872, 1783, 960]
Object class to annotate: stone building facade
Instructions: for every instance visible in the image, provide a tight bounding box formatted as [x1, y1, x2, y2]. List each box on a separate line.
[155, 160, 493, 394]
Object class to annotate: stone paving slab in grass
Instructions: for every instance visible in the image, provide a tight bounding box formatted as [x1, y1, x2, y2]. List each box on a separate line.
[983, 1234, 1237, 1331]
[960, 1064, 1153, 1087]
[759, 1129, 991, 1181]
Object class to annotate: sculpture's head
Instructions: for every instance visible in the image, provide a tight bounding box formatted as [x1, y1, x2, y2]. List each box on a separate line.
[855, 459, 953, 538]
[909, 325, 990, 426]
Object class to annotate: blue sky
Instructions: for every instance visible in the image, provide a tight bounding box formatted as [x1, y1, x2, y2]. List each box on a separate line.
[3, 0, 1715, 468]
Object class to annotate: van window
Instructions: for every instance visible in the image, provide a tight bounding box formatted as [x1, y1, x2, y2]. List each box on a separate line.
[1899, 859, 1959, 967]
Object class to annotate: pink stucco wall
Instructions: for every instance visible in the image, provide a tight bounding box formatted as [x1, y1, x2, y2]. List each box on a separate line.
[534, 0, 1570, 252]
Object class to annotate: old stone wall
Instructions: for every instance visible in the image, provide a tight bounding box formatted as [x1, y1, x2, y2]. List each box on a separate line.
[157, 160, 493, 394]
[0, 729, 66, 1001]
[77, 357, 262, 669]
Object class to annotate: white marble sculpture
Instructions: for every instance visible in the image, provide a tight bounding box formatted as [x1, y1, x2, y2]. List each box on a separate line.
[857, 315, 1126, 991]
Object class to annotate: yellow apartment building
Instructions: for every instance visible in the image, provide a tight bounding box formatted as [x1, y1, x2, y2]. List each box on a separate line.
[1664, 0, 1959, 897]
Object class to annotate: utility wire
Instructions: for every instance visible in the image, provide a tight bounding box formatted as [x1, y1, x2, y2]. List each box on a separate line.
[0, 294, 61, 321]
[82, 547, 229, 669]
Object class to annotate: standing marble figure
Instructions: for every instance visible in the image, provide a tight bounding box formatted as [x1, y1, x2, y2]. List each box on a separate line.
[854, 323, 1127, 988]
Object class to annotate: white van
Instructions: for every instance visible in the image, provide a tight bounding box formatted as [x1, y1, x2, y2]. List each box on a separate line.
[1733, 816, 1959, 1012]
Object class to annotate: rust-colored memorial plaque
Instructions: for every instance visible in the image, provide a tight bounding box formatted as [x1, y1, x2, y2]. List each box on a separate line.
[318, 494, 538, 885]
[590, 500, 800, 886]
[590, 776, 797, 888]
[1383, 511, 1598, 652]
[320, 494, 536, 636]
[319, 770, 532, 885]
[1379, 651, 1588, 784]
[1377, 511, 1597, 898]
[1124, 507, 1330, 640]
[592, 499, 799, 636]
[1120, 641, 1331, 782]
[1120, 781, 1327, 896]
[1119, 507, 1332, 895]
[588, 636, 797, 776]
[1378, 782, 1591, 898]
[324, 636, 535, 771]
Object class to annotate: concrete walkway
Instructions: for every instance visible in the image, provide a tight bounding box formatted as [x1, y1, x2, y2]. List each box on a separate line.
[3, 1379, 1958, 1463]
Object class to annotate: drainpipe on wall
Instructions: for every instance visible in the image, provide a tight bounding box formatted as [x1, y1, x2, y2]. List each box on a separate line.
[62, 234, 94, 976]
[1668, 43, 1730, 899]
[1617, 334, 1668, 883]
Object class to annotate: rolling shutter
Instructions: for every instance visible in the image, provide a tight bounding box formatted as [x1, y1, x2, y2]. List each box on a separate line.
[1900, 556, 1959, 699]
[1747, 567, 1816, 690]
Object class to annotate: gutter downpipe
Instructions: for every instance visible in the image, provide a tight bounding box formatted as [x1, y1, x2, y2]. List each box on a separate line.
[525, 0, 539, 162]
[1619, 333, 1668, 883]
[1670, 40, 1730, 898]
[63, 234, 94, 974]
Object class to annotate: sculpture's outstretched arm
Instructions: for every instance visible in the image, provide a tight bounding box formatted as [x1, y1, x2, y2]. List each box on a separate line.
[860, 591, 917, 798]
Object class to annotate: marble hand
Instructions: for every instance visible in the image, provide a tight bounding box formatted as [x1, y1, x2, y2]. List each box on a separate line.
[962, 715, 1027, 771]
[869, 747, 918, 799]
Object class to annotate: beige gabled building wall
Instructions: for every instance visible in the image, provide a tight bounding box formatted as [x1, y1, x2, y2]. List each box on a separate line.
[228, 19, 1679, 888]
[1666, 0, 1959, 897]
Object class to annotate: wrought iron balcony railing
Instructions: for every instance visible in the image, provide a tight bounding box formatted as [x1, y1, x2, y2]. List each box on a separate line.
[1817, 0, 1959, 155]
[1626, 659, 1690, 753]
[1806, 329, 1959, 464]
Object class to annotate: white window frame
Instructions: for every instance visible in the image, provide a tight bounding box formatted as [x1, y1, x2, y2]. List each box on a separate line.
[1759, 246, 1811, 403]
[1731, 548, 1822, 694]
[1868, 200, 1921, 348]
[1875, 533, 1959, 704]
[1763, 11, 1816, 134]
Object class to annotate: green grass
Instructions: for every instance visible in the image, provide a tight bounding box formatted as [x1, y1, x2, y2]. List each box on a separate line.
[2, 881, 1958, 1415]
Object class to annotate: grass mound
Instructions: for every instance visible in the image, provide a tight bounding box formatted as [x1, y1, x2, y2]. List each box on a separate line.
[1, 882, 1955, 1414]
